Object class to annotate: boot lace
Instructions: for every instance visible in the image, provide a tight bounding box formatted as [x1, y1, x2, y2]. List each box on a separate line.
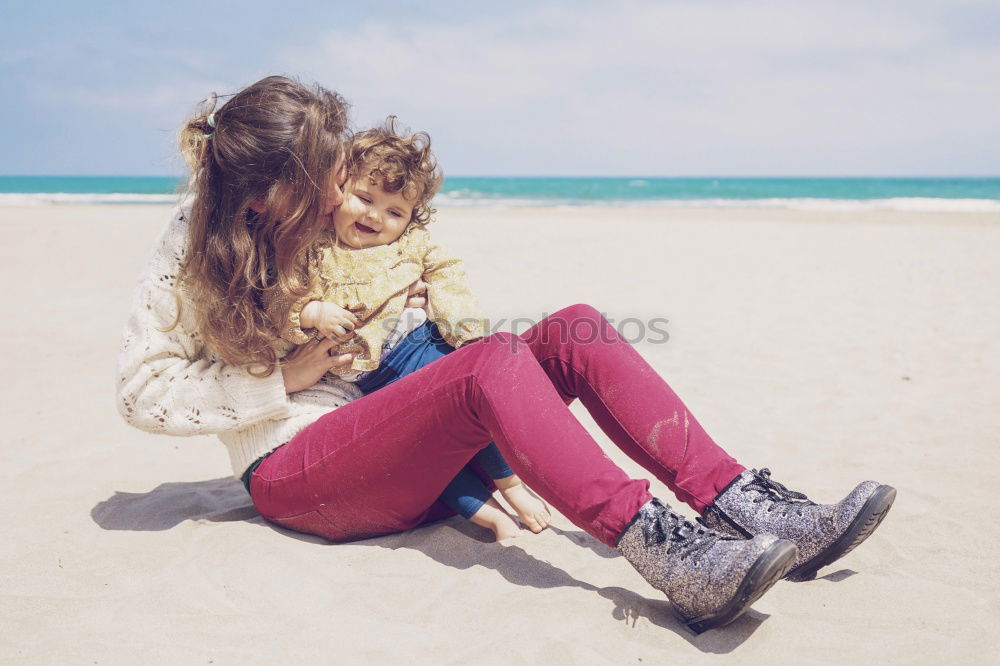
[642, 499, 726, 561]
[744, 468, 815, 516]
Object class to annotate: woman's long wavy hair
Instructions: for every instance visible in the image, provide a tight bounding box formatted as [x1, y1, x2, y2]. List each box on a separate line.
[177, 75, 349, 374]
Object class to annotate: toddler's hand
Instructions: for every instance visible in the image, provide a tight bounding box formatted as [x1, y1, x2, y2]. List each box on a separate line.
[301, 301, 360, 343]
[405, 279, 428, 310]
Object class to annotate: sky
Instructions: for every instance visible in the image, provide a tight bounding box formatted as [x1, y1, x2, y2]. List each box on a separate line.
[1, 0, 998, 177]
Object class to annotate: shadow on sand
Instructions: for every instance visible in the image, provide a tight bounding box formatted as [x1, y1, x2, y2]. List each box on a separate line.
[91, 476, 261, 530]
[94, 476, 867, 652]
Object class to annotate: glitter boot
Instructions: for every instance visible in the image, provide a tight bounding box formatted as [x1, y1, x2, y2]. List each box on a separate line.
[701, 468, 896, 582]
[616, 498, 797, 634]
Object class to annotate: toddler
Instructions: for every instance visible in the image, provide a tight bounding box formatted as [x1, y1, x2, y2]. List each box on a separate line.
[271, 119, 550, 540]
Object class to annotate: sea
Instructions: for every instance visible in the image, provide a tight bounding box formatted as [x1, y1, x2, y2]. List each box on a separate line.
[1, 176, 999, 212]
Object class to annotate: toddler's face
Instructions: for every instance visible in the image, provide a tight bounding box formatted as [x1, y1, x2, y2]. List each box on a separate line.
[332, 170, 414, 249]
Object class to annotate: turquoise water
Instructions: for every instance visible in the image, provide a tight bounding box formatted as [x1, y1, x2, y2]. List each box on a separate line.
[2, 175, 999, 211]
[439, 177, 1000, 209]
[0, 176, 182, 194]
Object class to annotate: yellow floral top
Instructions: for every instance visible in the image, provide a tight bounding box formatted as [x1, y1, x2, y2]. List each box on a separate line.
[270, 224, 487, 375]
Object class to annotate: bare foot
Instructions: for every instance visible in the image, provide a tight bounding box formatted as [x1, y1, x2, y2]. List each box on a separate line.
[495, 475, 551, 533]
[468, 498, 520, 541]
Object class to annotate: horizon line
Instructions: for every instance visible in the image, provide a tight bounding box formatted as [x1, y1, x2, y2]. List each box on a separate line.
[2, 173, 1000, 180]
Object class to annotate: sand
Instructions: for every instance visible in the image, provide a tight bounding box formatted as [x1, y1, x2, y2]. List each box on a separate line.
[1, 203, 998, 664]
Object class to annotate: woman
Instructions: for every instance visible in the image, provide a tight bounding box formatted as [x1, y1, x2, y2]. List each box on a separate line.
[116, 76, 895, 634]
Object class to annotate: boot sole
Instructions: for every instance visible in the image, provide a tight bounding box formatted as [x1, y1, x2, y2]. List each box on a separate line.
[786, 484, 896, 582]
[685, 539, 798, 634]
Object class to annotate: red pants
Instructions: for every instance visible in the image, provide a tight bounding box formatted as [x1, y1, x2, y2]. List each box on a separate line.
[250, 304, 744, 547]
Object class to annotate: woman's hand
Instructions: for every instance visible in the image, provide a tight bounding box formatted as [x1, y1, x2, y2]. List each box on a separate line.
[405, 279, 428, 309]
[301, 300, 360, 341]
[281, 338, 354, 394]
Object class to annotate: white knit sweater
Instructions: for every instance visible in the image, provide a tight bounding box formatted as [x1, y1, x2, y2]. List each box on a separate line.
[115, 208, 362, 479]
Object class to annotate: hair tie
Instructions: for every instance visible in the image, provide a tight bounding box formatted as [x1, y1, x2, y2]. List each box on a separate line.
[204, 111, 217, 139]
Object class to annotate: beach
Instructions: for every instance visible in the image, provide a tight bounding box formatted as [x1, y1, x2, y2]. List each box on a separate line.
[2, 202, 998, 663]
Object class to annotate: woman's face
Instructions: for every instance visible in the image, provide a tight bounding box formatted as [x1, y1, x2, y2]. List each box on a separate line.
[250, 158, 347, 227]
[258, 158, 348, 227]
[322, 159, 349, 212]
[313, 159, 349, 230]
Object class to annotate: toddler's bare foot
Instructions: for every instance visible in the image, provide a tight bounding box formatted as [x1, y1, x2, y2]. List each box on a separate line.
[468, 498, 520, 541]
[495, 475, 551, 533]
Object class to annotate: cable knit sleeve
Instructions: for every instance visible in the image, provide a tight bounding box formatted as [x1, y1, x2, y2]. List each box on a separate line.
[419, 228, 488, 348]
[115, 209, 293, 437]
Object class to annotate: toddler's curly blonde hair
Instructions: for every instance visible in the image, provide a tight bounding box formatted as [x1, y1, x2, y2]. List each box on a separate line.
[348, 117, 443, 225]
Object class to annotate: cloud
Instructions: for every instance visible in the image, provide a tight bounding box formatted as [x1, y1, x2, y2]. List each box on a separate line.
[3, 0, 996, 174]
[279, 0, 1000, 174]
